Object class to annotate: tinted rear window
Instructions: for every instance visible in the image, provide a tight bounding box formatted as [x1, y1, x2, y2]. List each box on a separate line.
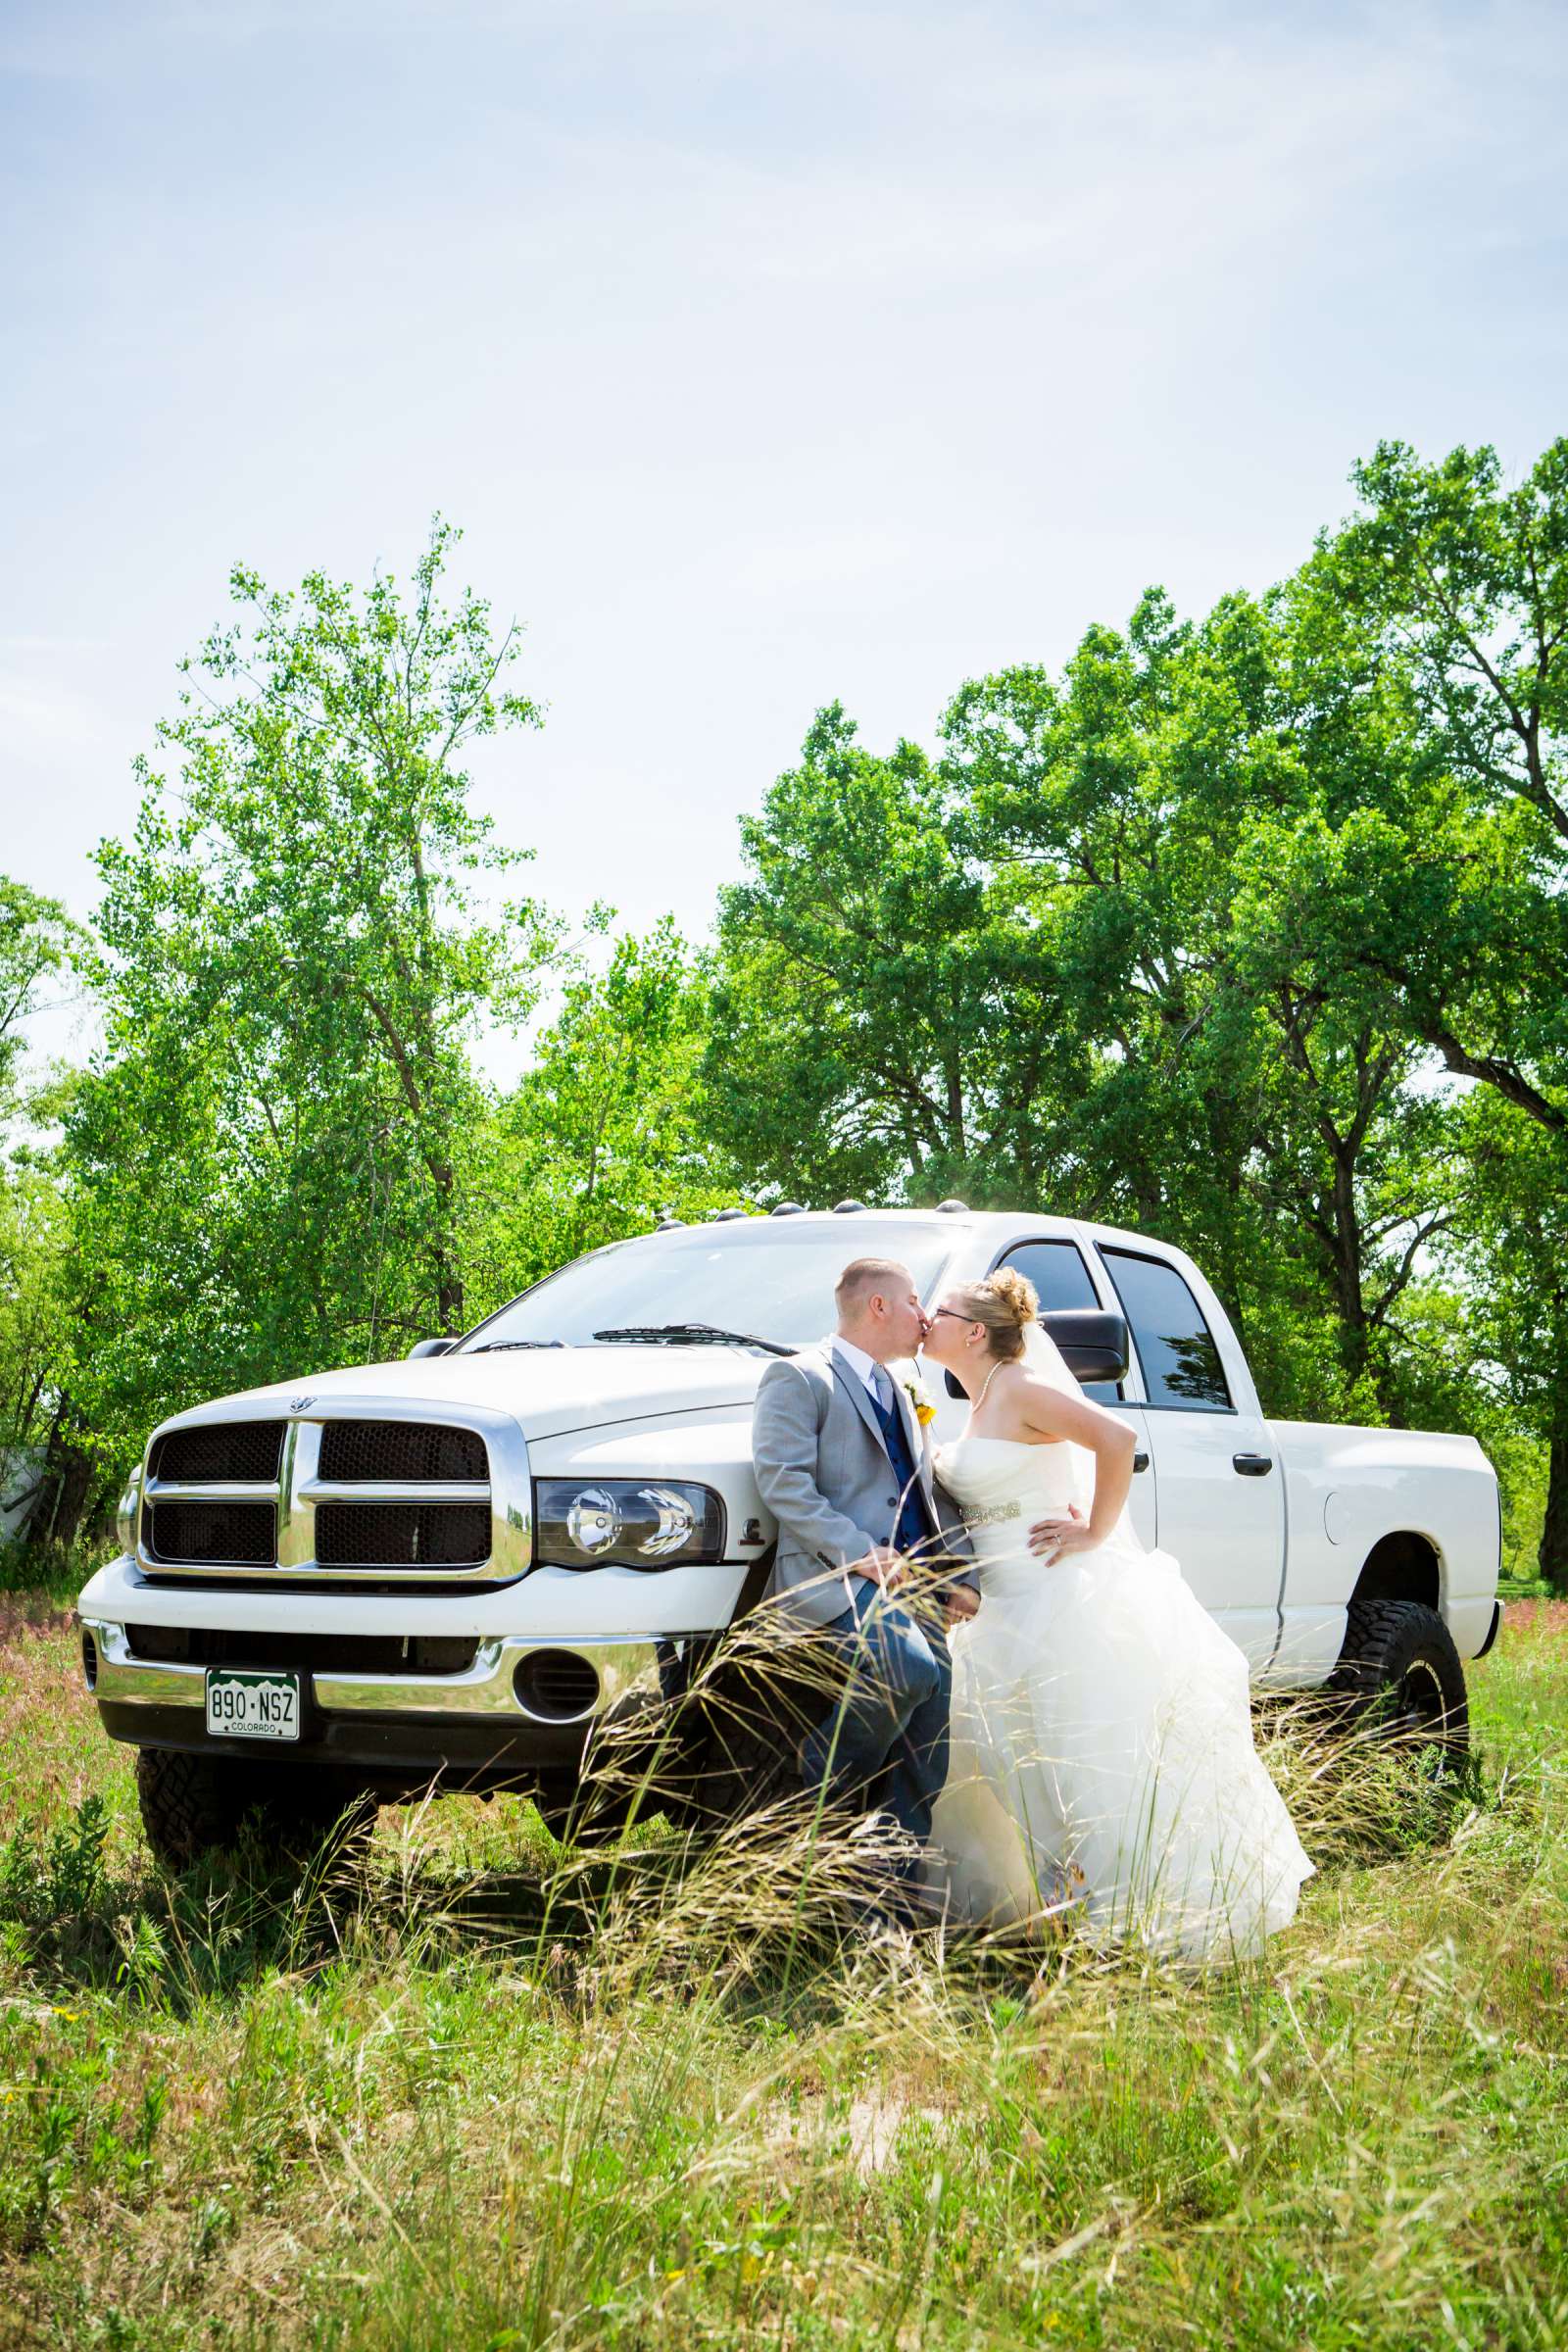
[1098, 1248, 1232, 1412]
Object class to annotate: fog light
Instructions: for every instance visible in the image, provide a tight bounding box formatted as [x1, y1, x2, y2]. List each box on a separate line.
[514, 1649, 601, 1721]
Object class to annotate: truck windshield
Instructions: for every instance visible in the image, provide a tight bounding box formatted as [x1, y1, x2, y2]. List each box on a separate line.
[460, 1221, 960, 1352]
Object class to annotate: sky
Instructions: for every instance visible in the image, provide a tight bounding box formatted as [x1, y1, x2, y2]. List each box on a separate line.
[3, 0, 1566, 1068]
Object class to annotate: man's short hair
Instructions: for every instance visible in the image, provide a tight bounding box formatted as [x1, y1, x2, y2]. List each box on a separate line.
[835, 1256, 912, 1316]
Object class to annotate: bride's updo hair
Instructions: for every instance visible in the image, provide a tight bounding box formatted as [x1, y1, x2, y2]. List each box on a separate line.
[949, 1266, 1039, 1362]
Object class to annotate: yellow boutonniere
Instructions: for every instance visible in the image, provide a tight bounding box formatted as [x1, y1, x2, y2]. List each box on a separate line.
[904, 1377, 938, 1428]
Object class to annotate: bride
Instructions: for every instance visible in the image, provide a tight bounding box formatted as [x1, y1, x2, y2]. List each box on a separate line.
[919, 1267, 1313, 1961]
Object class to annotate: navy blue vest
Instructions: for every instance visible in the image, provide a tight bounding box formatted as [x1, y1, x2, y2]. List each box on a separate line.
[868, 1383, 935, 1555]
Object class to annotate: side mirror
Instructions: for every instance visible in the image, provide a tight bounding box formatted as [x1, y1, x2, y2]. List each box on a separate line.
[407, 1337, 457, 1360]
[1042, 1309, 1130, 1385]
[942, 1309, 1130, 1398]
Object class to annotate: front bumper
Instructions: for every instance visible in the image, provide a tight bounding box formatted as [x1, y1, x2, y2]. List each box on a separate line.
[76, 1547, 750, 1641]
[79, 1617, 677, 1792]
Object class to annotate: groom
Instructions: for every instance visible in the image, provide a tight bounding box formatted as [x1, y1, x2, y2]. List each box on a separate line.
[751, 1257, 979, 1888]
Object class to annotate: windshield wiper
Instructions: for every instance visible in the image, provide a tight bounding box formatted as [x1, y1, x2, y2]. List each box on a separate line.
[468, 1339, 566, 1352]
[592, 1322, 797, 1357]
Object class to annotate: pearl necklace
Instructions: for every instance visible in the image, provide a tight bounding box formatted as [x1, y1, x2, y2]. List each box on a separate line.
[967, 1358, 1004, 1424]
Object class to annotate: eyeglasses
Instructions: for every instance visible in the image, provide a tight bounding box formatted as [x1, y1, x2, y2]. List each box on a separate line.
[928, 1308, 972, 1324]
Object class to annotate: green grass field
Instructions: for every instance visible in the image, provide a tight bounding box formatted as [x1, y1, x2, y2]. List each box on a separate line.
[2, 1588, 1566, 2351]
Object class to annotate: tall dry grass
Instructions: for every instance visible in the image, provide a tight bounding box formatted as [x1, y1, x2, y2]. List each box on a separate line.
[1, 1601, 1565, 2349]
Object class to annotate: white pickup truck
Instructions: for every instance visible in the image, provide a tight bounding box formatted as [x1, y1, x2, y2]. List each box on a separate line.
[75, 1207, 1502, 1868]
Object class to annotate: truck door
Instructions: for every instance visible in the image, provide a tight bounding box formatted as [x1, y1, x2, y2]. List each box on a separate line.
[1093, 1244, 1284, 1670]
[988, 1236, 1157, 1551]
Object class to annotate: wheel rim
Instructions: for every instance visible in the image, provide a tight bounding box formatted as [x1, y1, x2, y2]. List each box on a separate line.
[1393, 1656, 1450, 1743]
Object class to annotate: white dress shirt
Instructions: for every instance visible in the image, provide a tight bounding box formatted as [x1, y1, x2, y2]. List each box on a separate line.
[833, 1336, 922, 1455]
[831, 1332, 887, 1402]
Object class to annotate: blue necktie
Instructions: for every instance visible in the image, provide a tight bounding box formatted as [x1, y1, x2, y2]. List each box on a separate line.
[867, 1367, 934, 1553]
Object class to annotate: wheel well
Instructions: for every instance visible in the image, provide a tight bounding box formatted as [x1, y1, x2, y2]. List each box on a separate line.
[1349, 1532, 1441, 1613]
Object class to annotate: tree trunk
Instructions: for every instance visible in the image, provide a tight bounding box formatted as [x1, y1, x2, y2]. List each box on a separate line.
[946, 1061, 965, 1161]
[32, 1400, 100, 1553]
[1328, 1161, 1368, 1369]
[430, 1159, 465, 1333]
[1316, 1155, 1403, 1425]
[1540, 1421, 1568, 1592]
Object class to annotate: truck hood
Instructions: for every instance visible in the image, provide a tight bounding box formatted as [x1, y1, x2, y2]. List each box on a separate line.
[160, 1344, 783, 1443]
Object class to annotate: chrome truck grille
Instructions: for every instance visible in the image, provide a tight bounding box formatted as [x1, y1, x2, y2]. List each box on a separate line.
[147, 1499, 277, 1565]
[150, 1422, 286, 1484]
[136, 1403, 530, 1586]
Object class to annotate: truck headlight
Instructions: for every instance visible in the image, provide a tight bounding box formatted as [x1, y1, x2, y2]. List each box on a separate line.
[117, 1465, 143, 1557]
[534, 1479, 725, 1569]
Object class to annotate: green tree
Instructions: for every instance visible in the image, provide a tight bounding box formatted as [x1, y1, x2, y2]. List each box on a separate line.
[1273, 438, 1568, 1572]
[945, 590, 1456, 1423]
[0, 880, 72, 1098]
[943, 589, 1222, 1239]
[0, 883, 86, 1558]
[470, 917, 735, 1303]
[66, 522, 554, 1473]
[1293, 437, 1568, 1130]
[1439, 1096, 1568, 1580]
[707, 703, 1065, 1208]
[1219, 812, 1468, 1418]
[0, 1149, 81, 1559]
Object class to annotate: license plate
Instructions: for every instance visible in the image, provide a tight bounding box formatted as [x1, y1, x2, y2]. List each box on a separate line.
[206, 1669, 300, 1741]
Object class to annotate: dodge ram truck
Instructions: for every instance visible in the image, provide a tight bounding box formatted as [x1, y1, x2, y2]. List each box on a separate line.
[74, 1206, 1501, 1868]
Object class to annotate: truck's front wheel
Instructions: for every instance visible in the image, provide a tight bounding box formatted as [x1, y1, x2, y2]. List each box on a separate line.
[134, 1747, 377, 1872]
[531, 1772, 638, 1847]
[1326, 1598, 1470, 1756]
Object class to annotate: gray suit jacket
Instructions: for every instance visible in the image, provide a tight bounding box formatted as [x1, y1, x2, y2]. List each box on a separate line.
[752, 1341, 977, 1632]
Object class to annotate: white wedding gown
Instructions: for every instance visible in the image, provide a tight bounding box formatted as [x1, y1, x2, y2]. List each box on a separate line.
[927, 1433, 1314, 1962]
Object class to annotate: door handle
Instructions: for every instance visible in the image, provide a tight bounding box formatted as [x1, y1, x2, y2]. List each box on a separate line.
[1232, 1452, 1273, 1477]
[1132, 1450, 1150, 1474]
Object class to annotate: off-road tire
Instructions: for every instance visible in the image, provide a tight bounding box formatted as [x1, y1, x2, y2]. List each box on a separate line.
[1325, 1597, 1470, 1755]
[673, 1644, 876, 1835]
[530, 1771, 642, 1848]
[683, 1700, 800, 1832]
[534, 1671, 812, 1844]
[134, 1747, 377, 1872]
